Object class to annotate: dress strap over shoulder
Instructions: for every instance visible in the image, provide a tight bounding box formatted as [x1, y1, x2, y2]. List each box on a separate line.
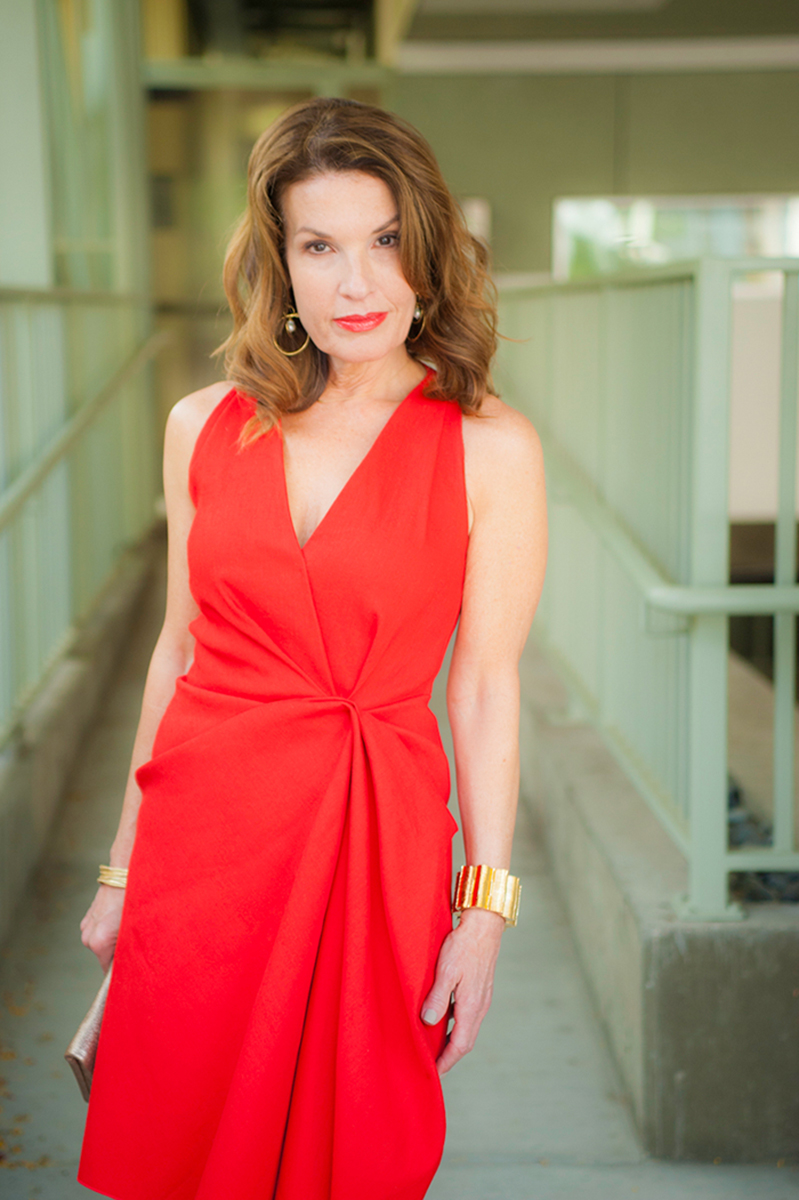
[188, 387, 248, 507]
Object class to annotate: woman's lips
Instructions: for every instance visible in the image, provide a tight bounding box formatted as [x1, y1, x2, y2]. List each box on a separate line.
[333, 312, 388, 332]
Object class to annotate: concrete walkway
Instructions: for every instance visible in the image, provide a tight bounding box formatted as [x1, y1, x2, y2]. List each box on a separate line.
[1, 560, 797, 1198]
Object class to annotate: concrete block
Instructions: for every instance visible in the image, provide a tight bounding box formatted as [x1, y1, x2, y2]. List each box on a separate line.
[642, 909, 799, 1160]
[520, 635, 799, 1162]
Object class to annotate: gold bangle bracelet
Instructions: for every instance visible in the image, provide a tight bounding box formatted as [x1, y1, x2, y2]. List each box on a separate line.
[98, 864, 128, 889]
[452, 865, 521, 928]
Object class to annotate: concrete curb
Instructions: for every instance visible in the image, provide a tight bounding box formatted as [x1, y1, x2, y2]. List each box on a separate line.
[520, 636, 799, 1162]
[0, 523, 165, 949]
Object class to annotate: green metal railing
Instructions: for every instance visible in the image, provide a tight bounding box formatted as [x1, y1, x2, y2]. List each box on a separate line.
[497, 258, 799, 919]
[0, 288, 163, 748]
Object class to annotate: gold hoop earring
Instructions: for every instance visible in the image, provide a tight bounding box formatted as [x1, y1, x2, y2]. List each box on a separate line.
[407, 299, 426, 343]
[273, 311, 310, 357]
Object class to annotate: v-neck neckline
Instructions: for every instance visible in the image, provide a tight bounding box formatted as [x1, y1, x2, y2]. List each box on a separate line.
[278, 368, 432, 556]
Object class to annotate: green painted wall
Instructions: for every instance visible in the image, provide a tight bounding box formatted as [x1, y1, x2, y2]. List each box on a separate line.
[622, 73, 799, 195]
[387, 71, 799, 272]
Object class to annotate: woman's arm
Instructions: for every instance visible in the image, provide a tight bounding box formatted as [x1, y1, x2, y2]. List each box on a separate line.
[79, 383, 229, 972]
[421, 396, 547, 1074]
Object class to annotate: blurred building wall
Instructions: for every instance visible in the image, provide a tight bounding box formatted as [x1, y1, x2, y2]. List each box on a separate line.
[388, 71, 799, 272]
[0, 0, 161, 947]
[147, 87, 315, 426]
[145, 68, 799, 300]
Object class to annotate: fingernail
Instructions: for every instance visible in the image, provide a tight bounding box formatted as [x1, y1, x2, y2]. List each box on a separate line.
[422, 1008, 438, 1024]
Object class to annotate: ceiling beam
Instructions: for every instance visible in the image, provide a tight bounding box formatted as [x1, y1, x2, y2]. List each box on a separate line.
[144, 55, 389, 93]
[375, 0, 422, 65]
[397, 35, 799, 73]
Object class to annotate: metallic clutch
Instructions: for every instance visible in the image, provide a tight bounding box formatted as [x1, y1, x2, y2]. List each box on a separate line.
[64, 962, 113, 1102]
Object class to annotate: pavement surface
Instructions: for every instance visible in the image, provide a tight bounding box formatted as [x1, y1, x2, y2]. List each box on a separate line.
[1, 554, 797, 1198]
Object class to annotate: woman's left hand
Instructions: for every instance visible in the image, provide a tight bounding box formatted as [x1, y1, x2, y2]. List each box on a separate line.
[421, 907, 505, 1075]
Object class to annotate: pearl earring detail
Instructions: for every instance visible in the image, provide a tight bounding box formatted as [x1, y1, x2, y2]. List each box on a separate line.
[273, 310, 310, 357]
[408, 298, 426, 343]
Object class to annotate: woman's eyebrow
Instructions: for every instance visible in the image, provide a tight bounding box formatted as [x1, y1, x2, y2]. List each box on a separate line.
[294, 215, 400, 238]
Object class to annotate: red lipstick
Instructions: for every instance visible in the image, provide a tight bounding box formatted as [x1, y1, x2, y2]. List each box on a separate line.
[333, 312, 388, 332]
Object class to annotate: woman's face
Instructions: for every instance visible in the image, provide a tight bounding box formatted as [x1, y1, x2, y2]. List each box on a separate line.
[281, 171, 417, 365]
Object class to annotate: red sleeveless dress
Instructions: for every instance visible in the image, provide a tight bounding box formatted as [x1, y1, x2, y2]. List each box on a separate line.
[77, 371, 468, 1200]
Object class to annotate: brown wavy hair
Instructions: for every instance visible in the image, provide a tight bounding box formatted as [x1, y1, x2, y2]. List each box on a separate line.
[219, 96, 497, 440]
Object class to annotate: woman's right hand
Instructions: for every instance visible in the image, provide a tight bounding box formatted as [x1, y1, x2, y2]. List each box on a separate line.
[80, 885, 126, 973]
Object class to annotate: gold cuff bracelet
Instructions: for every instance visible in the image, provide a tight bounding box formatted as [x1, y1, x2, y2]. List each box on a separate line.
[452, 864, 521, 928]
[98, 864, 128, 889]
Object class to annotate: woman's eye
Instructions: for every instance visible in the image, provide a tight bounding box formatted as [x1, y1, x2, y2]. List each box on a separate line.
[306, 241, 329, 253]
[377, 233, 399, 248]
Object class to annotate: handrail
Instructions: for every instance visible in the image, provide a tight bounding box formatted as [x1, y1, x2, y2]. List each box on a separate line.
[500, 258, 799, 918]
[155, 299, 230, 318]
[0, 330, 169, 535]
[497, 263, 698, 295]
[0, 286, 147, 306]
[0, 289, 227, 315]
[143, 55, 389, 92]
[647, 585, 799, 615]
[545, 437, 799, 619]
[495, 255, 799, 297]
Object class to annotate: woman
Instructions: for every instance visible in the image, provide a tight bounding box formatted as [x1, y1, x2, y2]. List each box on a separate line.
[77, 97, 546, 1200]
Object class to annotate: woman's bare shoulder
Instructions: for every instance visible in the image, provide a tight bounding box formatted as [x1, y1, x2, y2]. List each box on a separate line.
[461, 394, 543, 485]
[166, 381, 237, 450]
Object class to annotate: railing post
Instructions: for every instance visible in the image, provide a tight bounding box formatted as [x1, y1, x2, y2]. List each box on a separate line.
[677, 613, 743, 918]
[675, 260, 743, 920]
[772, 270, 799, 854]
[498, 266, 799, 901]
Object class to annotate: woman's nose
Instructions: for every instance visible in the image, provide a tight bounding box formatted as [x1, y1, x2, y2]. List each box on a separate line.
[339, 252, 374, 299]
